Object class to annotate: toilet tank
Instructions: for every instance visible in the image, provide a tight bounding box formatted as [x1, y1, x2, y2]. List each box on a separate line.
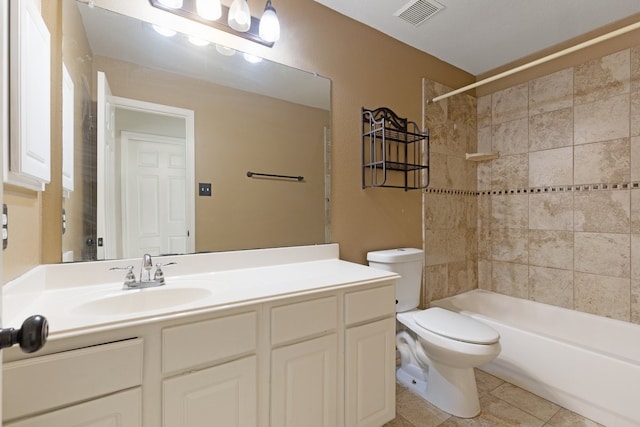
[367, 248, 424, 312]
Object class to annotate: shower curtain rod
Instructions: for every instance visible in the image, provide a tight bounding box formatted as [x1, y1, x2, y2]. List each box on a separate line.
[428, 20, 640, 104]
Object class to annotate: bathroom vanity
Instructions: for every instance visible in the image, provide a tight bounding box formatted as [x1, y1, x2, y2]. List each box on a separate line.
[2, 244, 398, 427]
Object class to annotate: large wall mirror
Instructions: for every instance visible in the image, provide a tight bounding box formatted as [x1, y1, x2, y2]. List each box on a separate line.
[61, 0, 331, 262]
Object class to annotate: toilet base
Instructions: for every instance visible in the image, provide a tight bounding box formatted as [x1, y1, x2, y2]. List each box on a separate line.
[396, 361, 481, 418]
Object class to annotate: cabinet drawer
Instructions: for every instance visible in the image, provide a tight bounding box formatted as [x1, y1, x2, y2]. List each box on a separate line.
[3, 338, 143, 421]
[271, 296, 337, 346]
[163, 311, 257, 373]
[345, 284, 396, 325]
[5, 388, 141, 427]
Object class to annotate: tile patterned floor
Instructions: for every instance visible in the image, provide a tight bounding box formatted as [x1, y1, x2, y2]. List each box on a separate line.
[384, 370, 604, 427]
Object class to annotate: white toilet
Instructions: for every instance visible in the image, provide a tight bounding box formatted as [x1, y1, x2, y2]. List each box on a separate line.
[367, 248, 501, 418]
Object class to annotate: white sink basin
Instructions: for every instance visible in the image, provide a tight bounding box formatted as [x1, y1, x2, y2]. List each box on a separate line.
[73, 287, 212, 316]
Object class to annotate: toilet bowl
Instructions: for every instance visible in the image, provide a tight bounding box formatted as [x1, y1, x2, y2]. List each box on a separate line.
[367, 248, 501, 418]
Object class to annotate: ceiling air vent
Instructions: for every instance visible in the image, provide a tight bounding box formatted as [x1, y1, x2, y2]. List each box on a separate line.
[394, 0, 445, 27]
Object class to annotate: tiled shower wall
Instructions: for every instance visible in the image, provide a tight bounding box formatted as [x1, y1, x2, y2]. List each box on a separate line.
[422, 80, 478, 307]
[477, 46, 640, 323]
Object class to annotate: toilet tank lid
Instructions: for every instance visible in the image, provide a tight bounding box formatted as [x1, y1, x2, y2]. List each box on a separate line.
[367, 248, 424, 263]
[414, 308, 500, 344]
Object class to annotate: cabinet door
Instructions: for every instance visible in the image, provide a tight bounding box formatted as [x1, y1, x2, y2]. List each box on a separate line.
[345, 317, 396, 427]
[163, 355, 257, 427]
[271, 333, 338, 427]
[5, 388, 141, 427]
[7, 0, 50, 190]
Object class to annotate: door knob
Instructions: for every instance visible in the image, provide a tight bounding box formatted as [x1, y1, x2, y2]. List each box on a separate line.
[0, 315, 48, 353]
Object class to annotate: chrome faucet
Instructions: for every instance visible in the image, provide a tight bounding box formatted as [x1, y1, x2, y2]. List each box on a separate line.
[140, 253, 153, 282]
[111, 254, 176, 290]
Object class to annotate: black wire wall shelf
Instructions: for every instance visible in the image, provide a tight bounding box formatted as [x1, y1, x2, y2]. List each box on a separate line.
[362, 107, 430, 190]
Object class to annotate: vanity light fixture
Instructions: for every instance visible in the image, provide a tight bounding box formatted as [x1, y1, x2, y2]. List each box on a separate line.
[149, 0, 278, 47]
[157, 0, 184, 9]
[228, 0, 252, 32]
[196, 0, 222, 21]
[258, 0, 280, 42]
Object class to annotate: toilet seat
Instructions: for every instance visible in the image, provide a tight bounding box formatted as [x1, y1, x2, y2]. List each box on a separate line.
[413, 308, 499, 345]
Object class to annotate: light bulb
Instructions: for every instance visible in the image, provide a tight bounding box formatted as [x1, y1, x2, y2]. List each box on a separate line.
[243, 53, 262, 63]
[157, 0, 183, 9]
[188, 35, 210, 46]
[228, 0, 251, 32]
[196, 0, 221, 21]
[152, 24, 177, 37]
[259, 1, 280, 42]
[215, 44, 236, 56]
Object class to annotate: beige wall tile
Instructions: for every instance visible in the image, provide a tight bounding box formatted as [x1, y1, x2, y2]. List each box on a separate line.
[491, 194, 528, 229]
[529, 68, 573, 115]
[491, 154, 528, 189]
[478, 163, 491, 191]
[632, 189, 640, 233]
[632, 136, 640, 181]
[448, 260, 474, 295]
[478, 259, 492, 290]
[528, 107, 573, 151]
[574, 50, 630, 105]
[574, 190, 630, 233]
[574, 232, 630, 278]
[492, 83, 528, 124]
[632, 234, 640, 281]
[574, 138, 630, 184]
[574, 272, 630, 320]
[425, 229, 449, 266]
[477, 125, 492, 152]
[491, 229, 528, 263]
[492, 118, 528, 155]
[424, 263, 448, 306]
[632, 279, 640, 324]
[574, 94, 630, 145]
[630, 45, 640, 93]
[529, 192, 573, 231]
[529, 230, 574, 270]
[446, 227, 467, 263]
[529, 266, 574, 309]
[631, 91, 640, 137]
[427, 152, 449, 189]
[492, 261, 529, 298]
[477, 94, 492, 129]
[529, 147, 573, 187]
[424, 80, 449, 126]
[447, 155, 467, 189]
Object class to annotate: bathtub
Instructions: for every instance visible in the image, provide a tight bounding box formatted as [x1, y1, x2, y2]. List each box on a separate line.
[431, 289, 640, 427]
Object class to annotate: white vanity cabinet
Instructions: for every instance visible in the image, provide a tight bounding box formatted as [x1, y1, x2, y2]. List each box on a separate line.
[2, 251, 398, 427]
[269, 295, 339, 427]
[161, 309, 259, 427]
[344, 285, 397, 427]
[3, 339, 143, 426]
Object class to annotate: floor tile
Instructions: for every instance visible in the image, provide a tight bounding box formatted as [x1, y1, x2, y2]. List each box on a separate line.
[545, 408, 605, 427]
[490, 383, 561, 421]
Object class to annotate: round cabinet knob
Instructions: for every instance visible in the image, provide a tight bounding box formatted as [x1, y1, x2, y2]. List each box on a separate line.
[0, 315, 49, 353]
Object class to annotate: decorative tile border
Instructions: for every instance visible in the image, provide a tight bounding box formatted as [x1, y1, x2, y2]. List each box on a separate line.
[424, 181, 640, 196]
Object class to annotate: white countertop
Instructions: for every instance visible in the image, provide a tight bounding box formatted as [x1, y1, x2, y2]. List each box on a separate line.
[3, 244, 398, 340]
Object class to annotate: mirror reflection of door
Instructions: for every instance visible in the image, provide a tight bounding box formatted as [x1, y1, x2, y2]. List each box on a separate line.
[122, 132, 187, 258]
[96, 71, 195, 260]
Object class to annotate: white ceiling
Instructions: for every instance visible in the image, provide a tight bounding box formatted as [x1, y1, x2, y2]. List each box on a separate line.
[314, 0, 640, 75]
